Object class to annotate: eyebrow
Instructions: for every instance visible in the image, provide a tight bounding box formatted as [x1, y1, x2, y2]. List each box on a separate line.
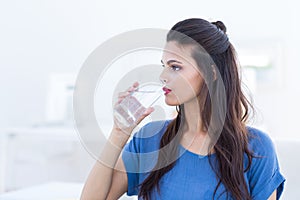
[161, 59, 182, 65]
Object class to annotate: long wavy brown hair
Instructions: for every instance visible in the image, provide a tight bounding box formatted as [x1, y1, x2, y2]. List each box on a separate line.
[139, 18, 255, 200]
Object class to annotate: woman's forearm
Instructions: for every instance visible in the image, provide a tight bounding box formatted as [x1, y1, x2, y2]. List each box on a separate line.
[80, 128, 130, 200]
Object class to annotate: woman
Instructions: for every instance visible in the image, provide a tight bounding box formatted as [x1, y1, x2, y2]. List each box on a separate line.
[81, 18, 285, 200]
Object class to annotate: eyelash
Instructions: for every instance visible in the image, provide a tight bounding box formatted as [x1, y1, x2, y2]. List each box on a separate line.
[171, 65, 181, 71]
[162, 64, 181, 71]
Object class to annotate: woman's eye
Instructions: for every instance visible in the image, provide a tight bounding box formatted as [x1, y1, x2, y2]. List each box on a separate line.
[170, 65, 181, 71]
[161, 63, 181, 71]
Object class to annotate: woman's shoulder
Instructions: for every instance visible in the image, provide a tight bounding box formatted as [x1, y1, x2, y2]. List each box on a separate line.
[134, 119, 172, 139]
[246, 126, 276, 156]
[245, 127, 285, 199]
[128, 119, 173, 153]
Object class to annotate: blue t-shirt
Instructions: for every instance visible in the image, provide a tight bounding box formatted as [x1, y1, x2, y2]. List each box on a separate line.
[122, 120, 285, 200]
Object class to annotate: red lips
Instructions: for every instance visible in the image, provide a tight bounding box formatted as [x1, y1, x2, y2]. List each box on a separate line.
[163, 87, 172, 95]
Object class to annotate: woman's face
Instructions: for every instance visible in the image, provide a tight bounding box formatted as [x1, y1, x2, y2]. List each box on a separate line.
[160, 41, 204, 106]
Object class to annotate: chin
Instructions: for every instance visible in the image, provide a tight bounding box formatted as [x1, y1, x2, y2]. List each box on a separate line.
[164, 98, 180, 106]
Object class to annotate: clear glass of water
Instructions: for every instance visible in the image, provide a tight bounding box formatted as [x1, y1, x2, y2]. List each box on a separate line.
[113, 82, 164, 128]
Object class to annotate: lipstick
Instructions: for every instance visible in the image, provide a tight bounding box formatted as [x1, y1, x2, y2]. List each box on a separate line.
[163, 87, 172, 95]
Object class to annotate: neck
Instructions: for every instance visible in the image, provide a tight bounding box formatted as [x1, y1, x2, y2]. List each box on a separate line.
[181, 98, 206, 136]
[179, 98, 214, 155]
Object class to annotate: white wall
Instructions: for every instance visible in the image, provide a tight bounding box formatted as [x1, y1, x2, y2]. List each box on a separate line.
[1, 0, 299, 136]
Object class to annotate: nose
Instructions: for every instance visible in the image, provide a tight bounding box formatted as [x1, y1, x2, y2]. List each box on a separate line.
[160, 78, 166, 85]
[159, 66, 169, 85]
[159, 74, 167, 85]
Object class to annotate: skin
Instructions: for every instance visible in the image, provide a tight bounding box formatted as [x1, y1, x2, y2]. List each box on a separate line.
[160, 41, 211, 155]
[80, 41, 277, 200]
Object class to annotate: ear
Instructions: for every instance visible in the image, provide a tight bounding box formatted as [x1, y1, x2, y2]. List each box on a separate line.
[211, 65, 217, 81]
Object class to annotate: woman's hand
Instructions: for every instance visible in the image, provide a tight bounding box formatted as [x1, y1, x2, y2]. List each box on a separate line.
[113, 81, 154, 136]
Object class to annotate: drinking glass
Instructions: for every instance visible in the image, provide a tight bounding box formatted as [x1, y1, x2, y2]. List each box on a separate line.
[114, 82, 164, 127]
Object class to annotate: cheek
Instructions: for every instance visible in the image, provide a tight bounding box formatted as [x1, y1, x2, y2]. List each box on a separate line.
[191, 75, 203, 95]
[177, 73, 202, 96]
[166, 77, 201, 105]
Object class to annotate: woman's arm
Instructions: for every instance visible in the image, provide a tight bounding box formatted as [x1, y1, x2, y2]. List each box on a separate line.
[80, 129, 130, 200]
[105, 155, 129, 200]
[80, 82, 153, 199]
[268, 190, 276, 200]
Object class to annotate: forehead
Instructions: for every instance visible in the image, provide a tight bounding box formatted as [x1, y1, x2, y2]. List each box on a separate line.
[161, 41, 196, 66]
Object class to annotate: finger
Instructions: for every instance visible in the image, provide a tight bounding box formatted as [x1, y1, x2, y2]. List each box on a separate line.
[143, 107, 155, 115]
[119, 82, 139, 97]
[132, 81, 139, 88]
[117, 97, 125, 104]
[127, 82, 139, 92]
[114, 96, 126, 107]
[135, 107, 155, 125]
[118, 91, 130, 98]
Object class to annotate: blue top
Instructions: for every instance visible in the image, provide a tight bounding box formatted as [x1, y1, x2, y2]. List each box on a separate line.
[122, 120, 285, 199]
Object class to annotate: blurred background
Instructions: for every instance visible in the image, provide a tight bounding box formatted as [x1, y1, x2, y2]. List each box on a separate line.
[0, 0, 299, 199]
